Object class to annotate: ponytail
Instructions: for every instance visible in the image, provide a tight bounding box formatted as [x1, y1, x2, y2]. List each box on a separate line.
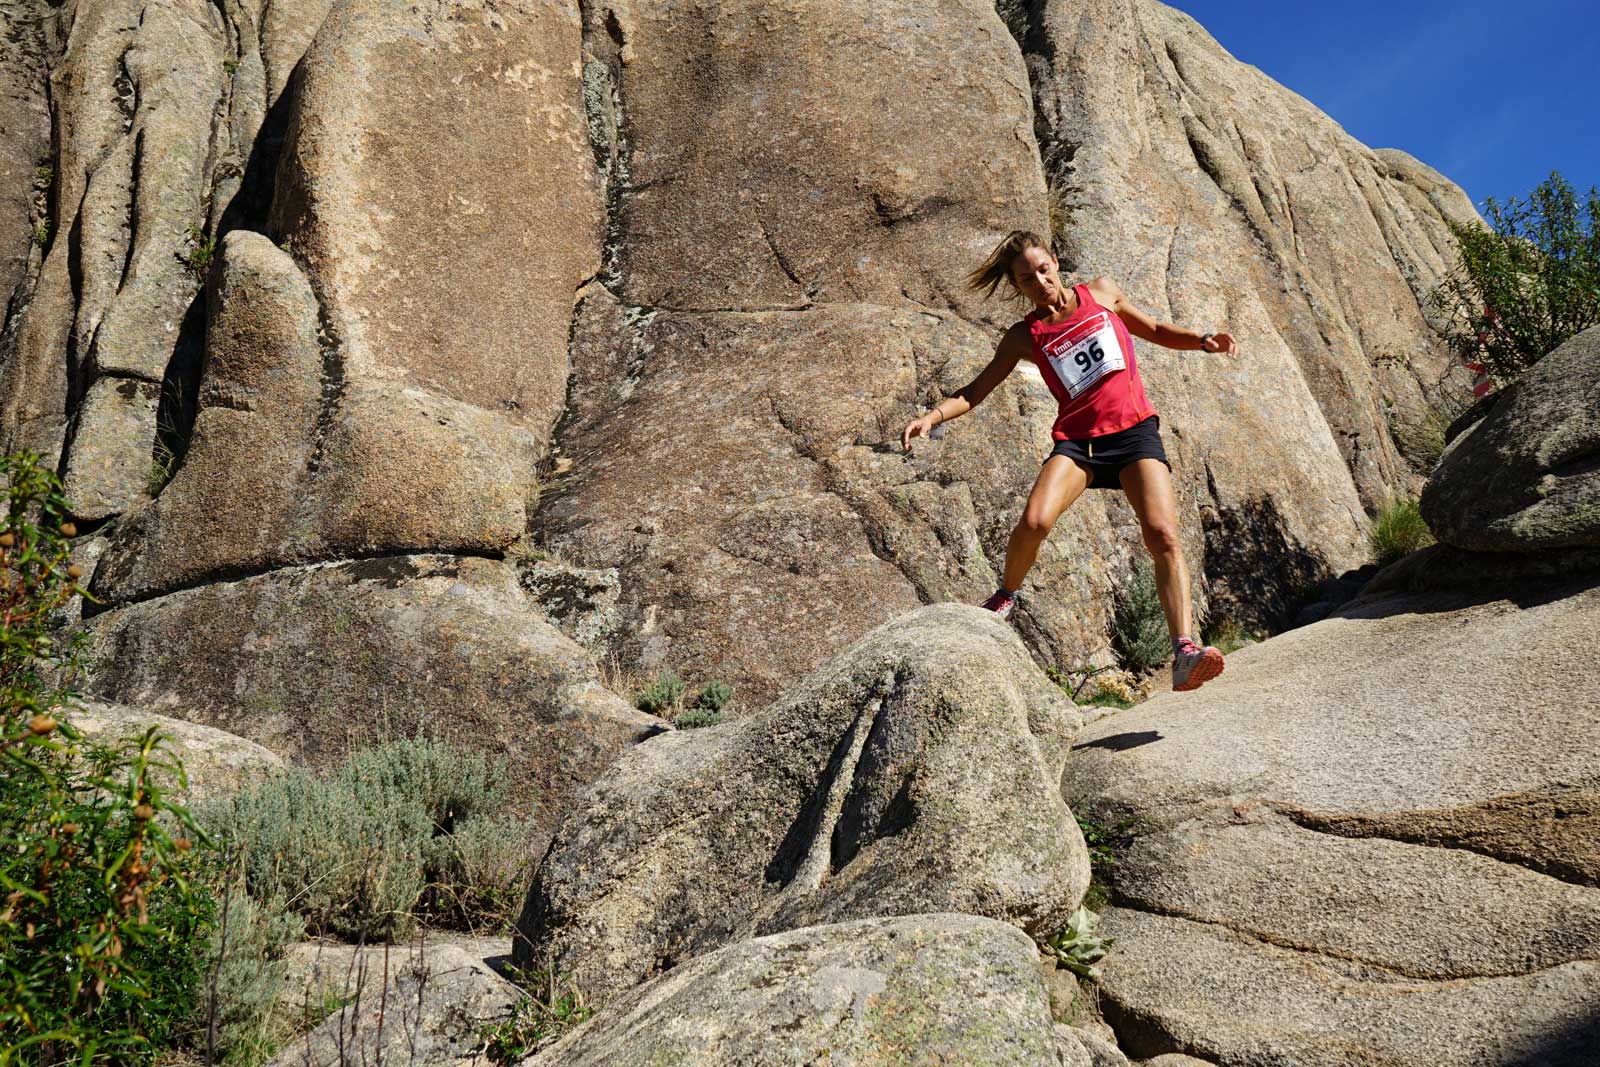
[966, 230, 1050, 299]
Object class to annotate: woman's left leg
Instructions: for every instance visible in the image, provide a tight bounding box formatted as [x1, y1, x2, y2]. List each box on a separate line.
[1120, 458, 1224, 690]
[1118, 458, 1192, 640]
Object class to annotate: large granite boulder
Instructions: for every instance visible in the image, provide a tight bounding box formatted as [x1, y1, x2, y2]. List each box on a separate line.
[270, 0, 601, 446]
[80, 555, 661, 849]
[1065, 571, 1600, 1066]
[89, 231, 540, 608]
[1422, 325, 1600, 552]
[514, 605, 1089, 1001]
[530, 914, 1079, 1067]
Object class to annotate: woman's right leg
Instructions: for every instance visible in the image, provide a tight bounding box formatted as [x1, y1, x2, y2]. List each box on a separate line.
[1001, 455, 1091, 592]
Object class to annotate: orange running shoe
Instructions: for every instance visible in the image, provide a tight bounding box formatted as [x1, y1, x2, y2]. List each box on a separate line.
[979, 588, 1018, 621]
[1172, 637, 1224, 692]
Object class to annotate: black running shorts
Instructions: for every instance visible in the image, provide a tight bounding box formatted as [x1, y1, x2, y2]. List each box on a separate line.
[1045, 414, 1171, 490]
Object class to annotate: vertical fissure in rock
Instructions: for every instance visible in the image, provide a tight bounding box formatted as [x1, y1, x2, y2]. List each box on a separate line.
[541, 0, 643, 541]
[301, 279, 346, 477]
[578, 0, 635, 298]
[116, 127, 145, 293]
[994, 2, 1079, 231]
[112, 44, 136, 127]
[150, 289, 207, 491]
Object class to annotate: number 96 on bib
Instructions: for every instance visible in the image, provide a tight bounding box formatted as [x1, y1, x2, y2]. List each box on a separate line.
[1044, 315, 1126, 398]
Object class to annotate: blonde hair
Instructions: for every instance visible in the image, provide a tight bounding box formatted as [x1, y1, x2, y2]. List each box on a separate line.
[967, 230, 1050, 300]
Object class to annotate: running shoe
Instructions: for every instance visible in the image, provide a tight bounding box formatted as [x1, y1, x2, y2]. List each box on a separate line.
[979, 588, 1017, 620]
[1172, 637, 1224, 692]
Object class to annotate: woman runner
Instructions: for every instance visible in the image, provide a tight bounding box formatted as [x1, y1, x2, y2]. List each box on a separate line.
[900, 230, 1239, 692]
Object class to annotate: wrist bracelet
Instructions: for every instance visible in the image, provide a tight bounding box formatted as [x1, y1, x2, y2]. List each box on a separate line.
[1200, 332, 1214, 351]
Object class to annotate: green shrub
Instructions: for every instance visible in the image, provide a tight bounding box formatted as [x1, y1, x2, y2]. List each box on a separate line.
[0, 451, 218, 1066]
[635, 670, 686, 715]
[342, 736, 507, 835]
[1201, 617, 1258, 657]
[1429, 171, 1600, 384]
[180, 223, 217, 282]
[1075, 814, 1118, 873]
[1111, 563, 1169, 673]
[481, 965, 592, 1065]
[674, 708, 723, 730]
[1369, 496, 1435, 567]
[200, 738, 529, 941]
[193, 880, 304, 1066]
[421, 814, 535, 932]
[692, 680, 733, 713]
[200, 767, 426, 941]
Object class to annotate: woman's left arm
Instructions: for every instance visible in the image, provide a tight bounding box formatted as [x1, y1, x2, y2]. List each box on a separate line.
[1089, 276, 1239, 355]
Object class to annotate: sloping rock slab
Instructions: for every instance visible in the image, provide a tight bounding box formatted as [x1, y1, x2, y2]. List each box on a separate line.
[80, 555, 661, 849]
[530, 914, 1080, 1067]
[515, 605, 1088, 1001]
[1422, 325, 1600, 551]
[63, 697, 285, 800]
[1066, 576, 1600, 1066]
[1098, 910, 1600, 1067]
[269, 941, 516, 1067]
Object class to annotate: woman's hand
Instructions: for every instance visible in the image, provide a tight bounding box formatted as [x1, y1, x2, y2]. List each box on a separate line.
[1202, 332, 1240, 356]
[901, 412, 940, 451]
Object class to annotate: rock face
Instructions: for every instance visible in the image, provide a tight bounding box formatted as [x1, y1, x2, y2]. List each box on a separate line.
[89, 231, 541, 607]
[530, 914, 1078, 1067]
[1065, 571, 1600, 1065]
[515, 606, 1088, 1001]
[80, 555, 661, 847]
[1421, 325, 1600, 552]
[268, 0, 601, 455]
[4, 0, 1481, 713]
[0, 0, 331, 499]
[531, 0, 1482, 707]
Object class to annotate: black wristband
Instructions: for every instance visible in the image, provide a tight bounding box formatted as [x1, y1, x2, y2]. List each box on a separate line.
[1200, 333, 1214, 351]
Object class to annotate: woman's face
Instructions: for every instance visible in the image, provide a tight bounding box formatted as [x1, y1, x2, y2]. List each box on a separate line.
[1010, 246, 1064, 308]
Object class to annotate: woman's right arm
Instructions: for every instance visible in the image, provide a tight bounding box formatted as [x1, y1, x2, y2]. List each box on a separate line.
[901, 323, 1029, 450]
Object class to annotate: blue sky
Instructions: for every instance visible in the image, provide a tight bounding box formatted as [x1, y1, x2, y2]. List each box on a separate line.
[1169, 0, 1599, 209]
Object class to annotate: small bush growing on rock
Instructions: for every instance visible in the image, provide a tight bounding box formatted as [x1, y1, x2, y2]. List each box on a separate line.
[692, 679, 733, 713]
[422, 814, 534, 931]
[1044, 907, 1114, 980]
[1075, 814, 1119, 874]
[199, 738, 533, 942]
[674, 708, 724, 730]
[1201, 617, 1258, 657]
[635, 670, 686, 715]
[180, 223, 217, 283]
[1369, 496, 1435, 567]
[1429, 171, 1600, 385]
[1111, 563, 1169, 674]
[193, 877, 305, 1066]
[481, 964, 592, 1065]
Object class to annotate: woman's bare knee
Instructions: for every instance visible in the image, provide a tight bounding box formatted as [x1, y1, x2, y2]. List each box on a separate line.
[1142, 522, 1181, 557]
[1020, 509, 1056, 539]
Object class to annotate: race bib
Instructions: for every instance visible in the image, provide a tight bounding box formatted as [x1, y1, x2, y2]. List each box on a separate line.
[1042, 310, 1126, 398]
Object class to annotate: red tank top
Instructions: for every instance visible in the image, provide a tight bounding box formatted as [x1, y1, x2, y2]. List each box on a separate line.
[1025, 284, 1157, 440]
